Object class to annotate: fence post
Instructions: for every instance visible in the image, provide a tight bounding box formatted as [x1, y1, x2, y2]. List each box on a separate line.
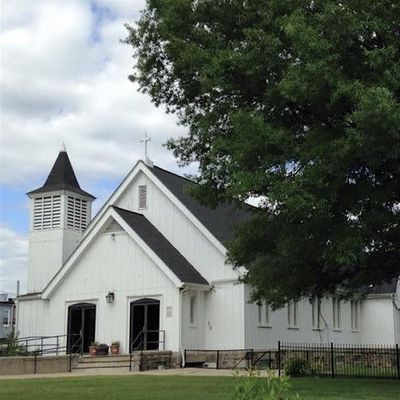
[34, 354, 37, 374]
[69, 351, 72, 372]
[216, 350, 220, 369]
[278, 341, 281, 377]
[396, 344, 400, 380]
[330, 342, 335, 378]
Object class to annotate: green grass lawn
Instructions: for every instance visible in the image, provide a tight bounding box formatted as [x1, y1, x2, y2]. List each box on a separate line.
[1, 375, 399, 400]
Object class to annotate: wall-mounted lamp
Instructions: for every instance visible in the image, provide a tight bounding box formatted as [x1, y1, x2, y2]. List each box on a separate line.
[105, 291, 115, 304]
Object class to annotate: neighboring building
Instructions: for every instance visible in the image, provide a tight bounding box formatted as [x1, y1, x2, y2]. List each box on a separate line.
[0, 294, 16, 339]
[17, 148, 400, 353]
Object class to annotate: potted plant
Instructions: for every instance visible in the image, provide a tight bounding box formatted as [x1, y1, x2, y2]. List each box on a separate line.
[96, 343, 109, 356]
[111, 340, 120, 355]
[89, 341, 98, 356]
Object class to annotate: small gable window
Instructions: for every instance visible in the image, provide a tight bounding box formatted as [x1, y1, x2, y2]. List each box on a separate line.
[138, 185, 147, 209]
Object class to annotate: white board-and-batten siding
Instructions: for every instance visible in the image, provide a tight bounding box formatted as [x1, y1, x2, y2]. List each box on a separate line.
[116, 170, 239, 283]
[116, 169, 247, 349]
[20, 227, 181, 353]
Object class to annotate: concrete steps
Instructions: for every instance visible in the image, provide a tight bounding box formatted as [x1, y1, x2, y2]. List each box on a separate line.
[72, 351, 174, 373]
[73, 355, 134, 372]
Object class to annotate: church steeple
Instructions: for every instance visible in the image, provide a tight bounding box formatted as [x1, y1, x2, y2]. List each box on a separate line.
[26, 148, 95, 293]
[27, 148, 95, 199]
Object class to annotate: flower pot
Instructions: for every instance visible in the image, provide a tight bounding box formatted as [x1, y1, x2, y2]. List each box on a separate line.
[111, 344, 120, 355]
[89, 346, 97, 357]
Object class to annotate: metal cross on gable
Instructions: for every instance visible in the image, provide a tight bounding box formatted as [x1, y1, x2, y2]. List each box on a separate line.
[140, 130, 151, 159]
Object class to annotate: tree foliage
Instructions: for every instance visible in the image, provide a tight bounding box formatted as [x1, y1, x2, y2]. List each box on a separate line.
[125, 0, 400, 307]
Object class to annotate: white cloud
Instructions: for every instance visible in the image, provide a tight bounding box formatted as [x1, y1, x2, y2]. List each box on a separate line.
[0, 0, 197, 293]
[0, 225, 28, 295]
[0, 0, 189, 188]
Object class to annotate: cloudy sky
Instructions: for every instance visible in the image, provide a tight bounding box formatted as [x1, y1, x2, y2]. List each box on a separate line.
[0, 0, 193, 295]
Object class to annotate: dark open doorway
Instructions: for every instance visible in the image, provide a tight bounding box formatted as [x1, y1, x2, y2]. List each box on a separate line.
[129, 298, 160, 351]
[67, 303, 96, 353]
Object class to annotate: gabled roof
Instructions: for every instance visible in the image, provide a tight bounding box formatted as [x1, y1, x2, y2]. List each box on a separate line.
[42, 204, 209, 298]
[27, 150, 95, 199]
[113, 206, 208, 285]
[152, 166, 252, 244]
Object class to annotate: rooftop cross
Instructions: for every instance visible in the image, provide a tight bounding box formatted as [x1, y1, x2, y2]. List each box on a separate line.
[140, 130, 151, 159]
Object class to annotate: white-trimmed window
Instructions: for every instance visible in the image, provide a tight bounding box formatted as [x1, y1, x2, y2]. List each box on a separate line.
[351, 300, 361, 331]
[138, 185, 147, 209]
[287, 301, 298, 328]
[33, 195, 61, 230]
[67, 196, 88, 231]
[189, 295, 196, 326]
[311, 297, 322, 330]
[332, 298, 341, 329]
[257, 303, 271, 326]
[2, 309, 10, 327]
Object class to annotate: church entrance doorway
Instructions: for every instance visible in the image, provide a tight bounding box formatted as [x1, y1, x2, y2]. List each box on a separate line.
[129, 298, 160, 351]
[67, 303, 96, 354]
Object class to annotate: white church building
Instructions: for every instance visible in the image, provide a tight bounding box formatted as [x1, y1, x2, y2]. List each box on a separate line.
[17, 148, 400, 355]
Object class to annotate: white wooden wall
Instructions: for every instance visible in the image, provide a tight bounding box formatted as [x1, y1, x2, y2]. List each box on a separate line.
[19, 229, 181, 353]
[361, 297, 397, 344]
[116, 170, 239, 282]
[243, 285, 369, 348]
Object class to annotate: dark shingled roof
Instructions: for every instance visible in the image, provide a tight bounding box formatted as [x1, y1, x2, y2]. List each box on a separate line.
[113, 206, 208, 286]
[27, 151, 95, 199]
[152, 166, 253, 244]
[368, 278, 398, 295]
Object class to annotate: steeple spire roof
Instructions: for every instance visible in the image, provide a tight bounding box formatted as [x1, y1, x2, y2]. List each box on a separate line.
[27, 149, 95, 199]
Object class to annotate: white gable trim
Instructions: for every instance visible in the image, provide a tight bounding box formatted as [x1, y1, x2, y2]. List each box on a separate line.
[42, 207, 183, 299]
[82, 160, 227, 256]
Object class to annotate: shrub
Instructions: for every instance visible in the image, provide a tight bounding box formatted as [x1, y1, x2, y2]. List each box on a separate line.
[233, 369, 301, 400]
[0, 333, 30, 356]
[285, 357, 311, 377]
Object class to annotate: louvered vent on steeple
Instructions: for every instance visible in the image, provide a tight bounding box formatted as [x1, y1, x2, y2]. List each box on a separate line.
[104, 218, 124, 233]
[33, 195, 61, 230]
[67, 196, 88, 231]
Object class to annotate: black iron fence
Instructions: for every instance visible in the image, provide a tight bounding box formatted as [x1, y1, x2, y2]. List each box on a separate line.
[279, 342, 400, 380]
[184, 342, 400, 380]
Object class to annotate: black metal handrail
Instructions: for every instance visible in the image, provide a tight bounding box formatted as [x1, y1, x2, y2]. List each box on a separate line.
[130, 330, 166, 353]
[129, 330, 166, 371]
[0, 333, 83, 374]
[0, 333, 82, 358]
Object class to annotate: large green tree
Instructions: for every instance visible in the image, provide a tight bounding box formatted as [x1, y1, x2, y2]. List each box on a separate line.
[125, 0, 400, 308]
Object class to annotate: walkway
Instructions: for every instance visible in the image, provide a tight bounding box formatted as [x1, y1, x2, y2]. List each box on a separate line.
[0, 367, 275, 380]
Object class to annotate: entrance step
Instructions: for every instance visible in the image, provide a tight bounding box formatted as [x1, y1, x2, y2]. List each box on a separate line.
[80, 355, 132, 364]
[72, 351, 174, 373]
